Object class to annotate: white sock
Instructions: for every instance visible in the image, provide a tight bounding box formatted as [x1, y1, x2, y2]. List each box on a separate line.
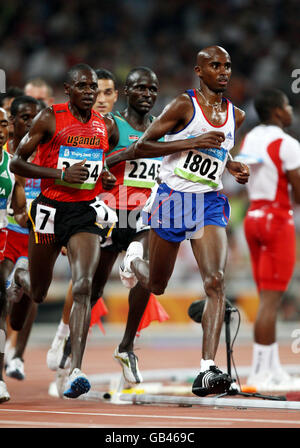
[270, 342, 283, 372]
[124, 242, 144, 270]
[249, 343, 272, 377]
[56, 320, 70, 339]
[200, 359, 215, 372]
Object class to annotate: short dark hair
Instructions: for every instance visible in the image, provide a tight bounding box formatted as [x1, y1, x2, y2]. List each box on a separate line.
[0, 86, 24, 106]
[10, 95, 40, 117]
[125, 66, 156, 87]
[65, 63, 95, 84]
[24, 78, 53, 97]
[254, 88, 286, 122]
[95, 68, 117, 88]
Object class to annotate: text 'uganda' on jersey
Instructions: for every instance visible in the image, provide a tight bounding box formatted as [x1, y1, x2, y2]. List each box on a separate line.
[159, 89, 236, 194]
[37, 102, 109, 202]
[101, 111, 163, 210]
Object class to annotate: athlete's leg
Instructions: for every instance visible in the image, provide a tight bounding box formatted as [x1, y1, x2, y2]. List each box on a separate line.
[0, 258, 19, 385]
[148, 229, 180, 295]
[27, 231, 61, 304]
[190, 225, 228, 361]
[91, 247, 119, 306]
[118, 232, 151, 353]
[67, 232, 101, 371]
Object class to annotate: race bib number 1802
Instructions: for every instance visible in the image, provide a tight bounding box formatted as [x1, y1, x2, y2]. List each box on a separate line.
[174, 147, 227, 188]
[55, 145, 103, 190]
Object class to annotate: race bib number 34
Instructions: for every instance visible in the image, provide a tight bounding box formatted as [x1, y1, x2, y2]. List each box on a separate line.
[124, 158, 161, 188]
[55, 145, 103, 190]
[174, 147, 227, 188]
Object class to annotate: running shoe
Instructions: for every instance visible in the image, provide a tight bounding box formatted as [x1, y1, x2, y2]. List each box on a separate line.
[113, 347, 143, 384]
[247, 368, 300, 391]
[47, 334, 71, 371]
[192, 365, 232, 397]
[5, 357, 25, 381]
[119, 261, 138, 289]
[63, 368, 91, 399]
[0, 381, 10, 403]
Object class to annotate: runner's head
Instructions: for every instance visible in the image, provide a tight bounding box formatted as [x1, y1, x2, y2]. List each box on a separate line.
[0, 86, 24, 114]
[124, 67, 158, 115]
[10, 95, 40, 140]
[254, 88, 293, 128]
[93, 68, 118, 115]
[64, 64, 99, 112]
[195, 46, 231, 93]
[24, 78, 54, 107]
[0, 107, 9, 148]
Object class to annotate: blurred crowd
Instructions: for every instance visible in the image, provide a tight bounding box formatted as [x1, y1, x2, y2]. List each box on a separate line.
[1, 0, 300, 319]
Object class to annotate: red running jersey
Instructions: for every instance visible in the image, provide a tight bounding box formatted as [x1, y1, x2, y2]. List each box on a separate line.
[37, 102, 109, 202]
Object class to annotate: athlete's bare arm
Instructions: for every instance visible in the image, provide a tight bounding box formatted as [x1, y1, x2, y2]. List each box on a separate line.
[226, 106, 249, 184]
[100, 115, 118, 190]
[106, 94, 225, 167]
[10, 108, 89, 183]
[10, 174, 27, 228]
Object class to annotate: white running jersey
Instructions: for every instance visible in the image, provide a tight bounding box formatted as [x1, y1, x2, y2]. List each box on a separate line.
[238, 124, 300, 206]
[159, 89, 236, 193]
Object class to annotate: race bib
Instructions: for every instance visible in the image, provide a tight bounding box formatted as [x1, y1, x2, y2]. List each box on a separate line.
[35, 204, 56, 234]
[55, 145, 103, 190]
[174, 147, 227, 188]
[123, 158, 161, 188]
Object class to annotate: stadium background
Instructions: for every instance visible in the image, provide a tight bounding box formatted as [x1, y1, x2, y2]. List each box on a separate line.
[1, 0, 300, 328]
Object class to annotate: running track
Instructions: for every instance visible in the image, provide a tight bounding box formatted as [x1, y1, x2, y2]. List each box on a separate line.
[1, 337, 300, 430]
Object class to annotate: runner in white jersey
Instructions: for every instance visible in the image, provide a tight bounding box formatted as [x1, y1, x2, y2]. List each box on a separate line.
[236, 88, 300, 390]
[107, 46, 249, 397]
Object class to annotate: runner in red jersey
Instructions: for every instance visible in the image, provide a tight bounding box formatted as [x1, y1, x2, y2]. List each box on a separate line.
[10, 64, 116, 399]
[237, 88, 300, 390]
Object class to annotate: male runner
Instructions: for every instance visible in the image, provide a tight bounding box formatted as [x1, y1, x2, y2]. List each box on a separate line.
[0, 107, 27, 402]
[3, 96, 42, 381]
[46, 68, 119, 374]
[10, 64, 116, 399]
[48, 67, 161, 387]
[107, 46, 249, 397]
[237, 88, 300, 389]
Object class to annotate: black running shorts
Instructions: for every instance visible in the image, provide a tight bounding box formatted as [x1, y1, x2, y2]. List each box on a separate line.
[28, 193, 110, 246]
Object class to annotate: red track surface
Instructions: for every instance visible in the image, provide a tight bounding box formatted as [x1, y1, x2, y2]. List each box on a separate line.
[1, 341, 300, 430]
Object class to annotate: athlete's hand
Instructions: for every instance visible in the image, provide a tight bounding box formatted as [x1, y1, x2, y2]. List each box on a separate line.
[62, 159, 89, 184]
[101, 169, 116, 190]
[226, 160, 250, 184]
[192, 131, 225, 149]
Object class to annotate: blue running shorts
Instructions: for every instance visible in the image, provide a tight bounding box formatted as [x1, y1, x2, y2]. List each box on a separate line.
[142, 182, 230, 242]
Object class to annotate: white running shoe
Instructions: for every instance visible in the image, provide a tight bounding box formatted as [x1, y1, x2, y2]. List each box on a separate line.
[47, 335, 71, 371]
[113, 347, 143, 384]
[247, 368, 300, 391]
[4, 340, 15, 369]
[6, 357, 25, 380]
[119, 242, 143, 289]
[56, 368, 70, 398]
[63, 368, 91, 399]
[0, 381, 10, 403]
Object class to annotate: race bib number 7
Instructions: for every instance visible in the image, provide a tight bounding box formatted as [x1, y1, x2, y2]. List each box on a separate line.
[55, 145, 103, 190]
[174, 147, 227, 188]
